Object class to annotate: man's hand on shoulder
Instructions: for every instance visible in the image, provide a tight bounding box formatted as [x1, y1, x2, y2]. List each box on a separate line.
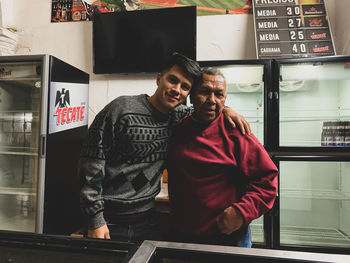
[88, 224, 111, 239]
[222, 108, 252, 135]
[217, 206, 244, 235]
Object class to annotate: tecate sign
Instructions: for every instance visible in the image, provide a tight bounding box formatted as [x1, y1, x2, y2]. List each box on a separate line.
[49, 81, 89, 134]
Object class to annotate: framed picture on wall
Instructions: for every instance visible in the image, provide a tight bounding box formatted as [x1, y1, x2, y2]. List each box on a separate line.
[51, 0, 253, 22]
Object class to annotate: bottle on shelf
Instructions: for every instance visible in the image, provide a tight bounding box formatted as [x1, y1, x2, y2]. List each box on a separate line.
[344, 121, 350, 147]
[334, 121, 345, 147]
[321, 121, 328, 146]
[321, 121, 335, 146]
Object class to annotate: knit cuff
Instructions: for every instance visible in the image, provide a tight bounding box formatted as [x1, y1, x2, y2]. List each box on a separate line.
[88, 212, 106, 230]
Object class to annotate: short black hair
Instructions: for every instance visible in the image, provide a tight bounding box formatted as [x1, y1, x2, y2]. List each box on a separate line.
[160, 52, 201, 85]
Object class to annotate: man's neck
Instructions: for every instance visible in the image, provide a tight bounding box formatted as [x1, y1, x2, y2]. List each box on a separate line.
[147, 95, 169, 114]
[191, 113, 220, 125]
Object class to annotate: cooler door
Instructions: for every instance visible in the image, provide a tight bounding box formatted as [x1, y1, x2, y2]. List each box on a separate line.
[223, 64, 265, 143]
[0, 60, 42, 232]
[206, 63, 266, 245]
[278, 58, 350, 149]
[278, 158, 350, 250]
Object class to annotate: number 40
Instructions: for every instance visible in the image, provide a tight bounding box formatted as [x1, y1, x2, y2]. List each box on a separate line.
[292, 43, 307, 53]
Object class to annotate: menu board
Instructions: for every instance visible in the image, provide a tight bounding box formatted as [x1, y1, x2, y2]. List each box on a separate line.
[253, 0, 335, 59]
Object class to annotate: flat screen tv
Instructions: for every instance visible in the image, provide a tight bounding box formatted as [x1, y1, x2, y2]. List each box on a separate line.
[93, 6, 197, 74]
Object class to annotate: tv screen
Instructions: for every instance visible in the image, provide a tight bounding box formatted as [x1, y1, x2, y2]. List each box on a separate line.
[93, 6, 197, 74]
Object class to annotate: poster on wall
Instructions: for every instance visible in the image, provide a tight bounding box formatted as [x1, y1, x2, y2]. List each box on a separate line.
[252, 0, 335, 59]
[51, 0, 253, 22]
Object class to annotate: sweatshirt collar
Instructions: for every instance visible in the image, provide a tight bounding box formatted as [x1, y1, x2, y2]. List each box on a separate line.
[141, 94, 170, 121]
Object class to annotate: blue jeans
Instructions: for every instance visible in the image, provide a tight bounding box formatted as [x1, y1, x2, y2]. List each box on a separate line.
[207, 226, 252, 248]
[107, 214, 161, 243]
[170, 226, 252, 248]
[234, 226, 252, 248]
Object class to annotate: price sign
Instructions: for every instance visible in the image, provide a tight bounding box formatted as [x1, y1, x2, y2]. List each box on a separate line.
[253, 0, 335, 59]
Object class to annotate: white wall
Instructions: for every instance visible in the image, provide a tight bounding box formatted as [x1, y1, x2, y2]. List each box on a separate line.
[2, 0, 350, 124]
[197, 14, 256, 60]
[332, 0, 350, 55]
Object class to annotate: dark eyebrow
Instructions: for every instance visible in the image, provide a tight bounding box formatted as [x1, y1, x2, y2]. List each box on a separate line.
[198, 85, 210, 90]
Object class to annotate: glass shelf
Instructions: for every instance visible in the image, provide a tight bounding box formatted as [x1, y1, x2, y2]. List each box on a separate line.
[0, 149, 38, 156]
[281, 188, 350, 200]
[0, 77, 40, 81]
[250, 223, 264, 244]
[280, 225, 350, 248]
[280, 116, 350, 122]
[0, 187, 36, 195]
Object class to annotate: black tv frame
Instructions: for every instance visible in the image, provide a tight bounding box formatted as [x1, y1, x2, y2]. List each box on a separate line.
[93, 6, 197, 74]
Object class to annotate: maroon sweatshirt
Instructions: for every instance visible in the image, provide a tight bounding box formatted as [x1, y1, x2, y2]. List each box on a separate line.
[168, 113, 278, 236]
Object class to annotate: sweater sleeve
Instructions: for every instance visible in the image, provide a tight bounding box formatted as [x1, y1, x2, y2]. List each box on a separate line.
[232, 134, 278, 226]
[171, 104, 194, 126]
[79, 105, 115, 230]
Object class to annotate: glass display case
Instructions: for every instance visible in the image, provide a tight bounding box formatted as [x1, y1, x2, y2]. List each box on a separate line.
[1, 232, 349, 263]
[273, 56, 350, 253]
[124, 240, 350, 263]
[278, 159, 350, 249]
[278, 59, 350, 148]
[0, 61, 41, 232]
[0, 55, 89, 235]
[0, 61, 42, 232]
[0, 231, 132, 263]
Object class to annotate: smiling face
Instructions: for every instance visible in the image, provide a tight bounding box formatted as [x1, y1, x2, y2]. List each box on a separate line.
[190, 73, 226, 124]
[151, 64, 193, 114]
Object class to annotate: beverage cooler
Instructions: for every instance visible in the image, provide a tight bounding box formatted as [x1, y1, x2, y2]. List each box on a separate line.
[199, 55, 350, 253]
[0, 55, 89, 235]
[272, 56, 350, 253]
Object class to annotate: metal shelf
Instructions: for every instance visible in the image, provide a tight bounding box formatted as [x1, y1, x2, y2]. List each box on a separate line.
[280, 116, 350, 122]
[281, 188, 350, 200]
[0, 149, 38, 156]
[251, 224, 350, 248]
[280, 225, 350, 248]
[0, 187, 36, 196]
[0, 77, 40, 81]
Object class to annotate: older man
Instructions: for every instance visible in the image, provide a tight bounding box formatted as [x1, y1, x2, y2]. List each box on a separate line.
[167, 67, 278, 247]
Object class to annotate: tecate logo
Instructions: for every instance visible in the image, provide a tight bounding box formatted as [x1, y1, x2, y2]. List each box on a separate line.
[311, 33, 327, 39]
[54, 88, 85, 125]
[0, 67, 11, 78]
[313, 46, 329, 52]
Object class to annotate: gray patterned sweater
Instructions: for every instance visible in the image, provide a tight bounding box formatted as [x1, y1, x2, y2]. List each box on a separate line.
[79, 94, 192, 230]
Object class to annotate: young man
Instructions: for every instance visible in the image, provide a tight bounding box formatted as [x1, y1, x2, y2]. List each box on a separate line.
[167, 67, 278, 247]
[79, 54, 251, 242]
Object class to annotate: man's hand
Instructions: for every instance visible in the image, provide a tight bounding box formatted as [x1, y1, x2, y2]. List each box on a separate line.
[88, 224, 111, 239]
[222, 108, 252, 135]
[217, 206, 244, 235]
